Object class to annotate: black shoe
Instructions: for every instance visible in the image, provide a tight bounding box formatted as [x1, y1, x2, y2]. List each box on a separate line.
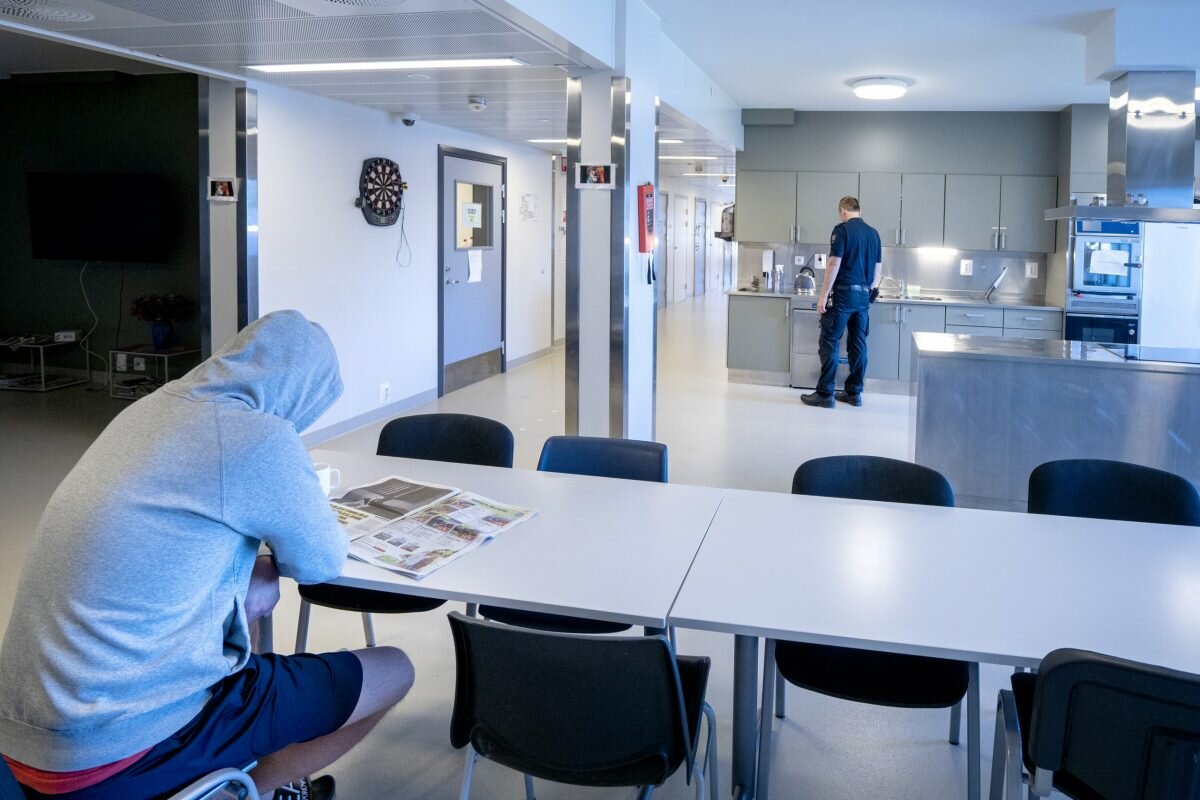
[835, 390, 863, 406]
[800, 391, 835, 408]
[275, 776, 336, 800]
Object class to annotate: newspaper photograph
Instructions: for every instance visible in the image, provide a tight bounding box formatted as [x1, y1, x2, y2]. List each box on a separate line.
[349, 517, 484, 578]
[332, 475, 458, 521]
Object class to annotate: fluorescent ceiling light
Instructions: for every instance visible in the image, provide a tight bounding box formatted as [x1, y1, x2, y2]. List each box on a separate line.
[659, 139, 684, 144]
[249, 57, 525, 74]
[851, 77, 911, 100]
[659, 155, 717, 161]
[528, 139, 567, 144]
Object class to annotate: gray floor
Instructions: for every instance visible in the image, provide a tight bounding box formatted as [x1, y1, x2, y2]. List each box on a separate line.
[0, 292, 1044, 799]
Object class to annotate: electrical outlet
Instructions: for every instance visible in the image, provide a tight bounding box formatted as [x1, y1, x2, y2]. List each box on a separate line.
[115, 353, 127, 372]
[959, 259, 973, 277]
[794, 255, 805, 267]
[133, 357, 146, 372]
[379, 382, 391, 405]
[1025, 261, 1038, 279]
[814, 253, 827, 269]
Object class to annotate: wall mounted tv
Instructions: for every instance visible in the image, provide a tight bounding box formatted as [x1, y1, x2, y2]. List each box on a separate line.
[27, 172, 169, 263]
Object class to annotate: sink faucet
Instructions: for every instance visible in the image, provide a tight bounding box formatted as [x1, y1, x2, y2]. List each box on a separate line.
[984, 266, 1009, 302]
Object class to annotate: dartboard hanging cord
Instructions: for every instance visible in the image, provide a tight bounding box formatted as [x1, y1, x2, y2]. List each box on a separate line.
[394, 196, 412, 268]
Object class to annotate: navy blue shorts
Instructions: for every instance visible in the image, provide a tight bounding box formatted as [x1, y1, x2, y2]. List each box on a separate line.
[21, 652, 363, 800]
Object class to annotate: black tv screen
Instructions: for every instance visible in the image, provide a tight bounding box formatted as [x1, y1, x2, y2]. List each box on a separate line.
[27, 172, 169, 263]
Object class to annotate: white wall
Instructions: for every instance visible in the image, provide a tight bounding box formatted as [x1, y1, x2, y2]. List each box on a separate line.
[252, 81, 553, 435]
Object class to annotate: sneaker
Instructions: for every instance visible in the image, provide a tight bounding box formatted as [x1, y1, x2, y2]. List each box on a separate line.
[274, 776, 336, 800]
[800, 391, 835, 408]
[835, 390, 863, 407]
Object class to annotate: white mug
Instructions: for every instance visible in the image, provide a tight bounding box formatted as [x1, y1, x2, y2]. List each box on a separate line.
[313, 462, 341, 497]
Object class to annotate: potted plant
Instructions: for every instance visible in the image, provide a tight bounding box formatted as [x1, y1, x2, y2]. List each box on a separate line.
[130, 294, 195, 350]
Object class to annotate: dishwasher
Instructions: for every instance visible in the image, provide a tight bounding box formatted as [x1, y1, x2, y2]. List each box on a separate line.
[790, 294, 849, 389]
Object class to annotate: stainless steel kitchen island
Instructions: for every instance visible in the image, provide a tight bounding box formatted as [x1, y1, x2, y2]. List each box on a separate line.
[911, 332, 1200, 510]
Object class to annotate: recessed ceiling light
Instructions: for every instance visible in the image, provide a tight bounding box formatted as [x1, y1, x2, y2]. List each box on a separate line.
[659, 139, 684, 144]
[528, 139, 567, 144]
[851, 77, 911, 100]
[249, 57, 525, 74]
[405, 73, 431, 81]
[658, 155, 717, 161]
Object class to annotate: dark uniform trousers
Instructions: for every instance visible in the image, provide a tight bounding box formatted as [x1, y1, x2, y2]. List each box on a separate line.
[817, 284, 871, 396]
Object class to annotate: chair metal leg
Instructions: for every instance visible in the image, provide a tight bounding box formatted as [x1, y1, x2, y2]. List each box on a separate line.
[949, 699, 963, 745]
[459, 748, 479, 800]
[523, 773, 535, 800]
[465, 603, 478, 617]
[967, 662, 981, 800]
[635, 785, 655, 800]
[773, 669, 786, 719]
[989, 690, 1024, 800]
[756, 639, 778, 800]
[668, 625, 678, 652]
[702, 702, 720, 800]
[294, 600, 312, 654]
[361, 612, 377, 647]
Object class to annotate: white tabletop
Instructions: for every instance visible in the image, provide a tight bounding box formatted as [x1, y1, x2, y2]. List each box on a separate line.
[310, 449, 727, 629]
[669, 488, 1200, 671]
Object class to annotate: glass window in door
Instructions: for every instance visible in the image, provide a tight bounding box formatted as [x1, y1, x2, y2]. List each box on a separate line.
[456, 182, 494, 250]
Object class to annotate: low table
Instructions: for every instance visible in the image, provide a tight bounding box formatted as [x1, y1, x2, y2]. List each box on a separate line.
[0, 337, 91, 392]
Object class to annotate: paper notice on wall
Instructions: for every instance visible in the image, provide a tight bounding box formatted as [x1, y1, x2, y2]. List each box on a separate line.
[519, 193, 539, 222]
[461, 202, 483, 228]
[1090, 249, 1129, 276]
[467, 249, 483, 283]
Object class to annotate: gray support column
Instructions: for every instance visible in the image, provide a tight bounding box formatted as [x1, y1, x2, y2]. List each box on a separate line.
[564, 77, 582, 434]
[235, 87, 259, 329]
[609, 77, 631, 437]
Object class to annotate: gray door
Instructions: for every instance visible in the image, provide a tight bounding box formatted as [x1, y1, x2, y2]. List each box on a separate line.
[859, 173, 902, 247]
[441, 151, 505, 394]
[734, 171, 797, 243]
[898, 304, 947, 382]
[866, 303, 901, 380]
[656, 192, 669, 308]
[694, 198, 707, 295]
[944, 174, 1001, 251]
[901, 173, 947, 248]
[1000, 176, 1057, 253]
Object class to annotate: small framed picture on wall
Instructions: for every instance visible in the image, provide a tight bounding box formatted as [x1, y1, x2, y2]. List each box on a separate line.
[575, 163, 616, 190]
[208, 177, 238, 202]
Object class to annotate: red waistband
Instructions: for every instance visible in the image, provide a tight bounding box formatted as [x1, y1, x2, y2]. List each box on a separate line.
[4, 749, 152, 794]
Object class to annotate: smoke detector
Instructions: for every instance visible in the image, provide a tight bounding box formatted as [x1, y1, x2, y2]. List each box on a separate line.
[0, 0, 94, 22]
[467, 95, 488, 112]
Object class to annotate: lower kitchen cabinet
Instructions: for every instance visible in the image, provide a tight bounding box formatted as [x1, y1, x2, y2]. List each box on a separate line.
[867, 303, 902, 380]
[1003, 328, 1059, 340]
[946, 324, 1002, 336]
[899, 304, 948, 382]
[727, 295, 791, 373]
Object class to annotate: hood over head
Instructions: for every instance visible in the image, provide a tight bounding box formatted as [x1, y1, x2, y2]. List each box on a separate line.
[168, 310, 342, 432]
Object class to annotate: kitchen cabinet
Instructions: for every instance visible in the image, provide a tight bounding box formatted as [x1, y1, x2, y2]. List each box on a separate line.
[734, 171, 796, 243]
[860, 173, 902, 246]
[901, 174, 947, 247]
[727, 295, 791, 373]
[944, 175, 1002, 252]
[795, 172, 859, 244]
[899, 304, 947, 382]
[866, 303, 902, 380]
[1002, 308, 1062, 332]
[999, 176, 1057, 253]
[946, 324, 1002, 337]
[945, 306, 1003, 328]
[1003, 328, 1059, 340]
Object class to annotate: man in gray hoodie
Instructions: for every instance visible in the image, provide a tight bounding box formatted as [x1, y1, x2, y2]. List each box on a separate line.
[0, 311, 413, 800]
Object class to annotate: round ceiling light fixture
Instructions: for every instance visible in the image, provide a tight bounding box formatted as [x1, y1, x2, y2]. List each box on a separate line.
[851, 77, 911, 100]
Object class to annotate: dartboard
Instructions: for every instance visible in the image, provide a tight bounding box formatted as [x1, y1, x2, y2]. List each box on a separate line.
[356, 157, 404, 226]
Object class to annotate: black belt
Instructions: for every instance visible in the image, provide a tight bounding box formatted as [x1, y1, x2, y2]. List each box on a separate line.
[836, 284, 871, 291]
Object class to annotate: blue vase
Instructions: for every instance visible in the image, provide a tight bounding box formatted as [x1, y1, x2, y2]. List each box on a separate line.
[151, 319, 173, 350]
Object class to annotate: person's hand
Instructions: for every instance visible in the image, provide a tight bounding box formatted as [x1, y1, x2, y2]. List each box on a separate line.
[817, 296, 830, 314]
[245, 554, 281, 624]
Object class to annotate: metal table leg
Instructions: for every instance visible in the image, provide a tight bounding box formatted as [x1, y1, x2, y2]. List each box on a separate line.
[968, 661, 980, 800]
[732, 634, 759, 800]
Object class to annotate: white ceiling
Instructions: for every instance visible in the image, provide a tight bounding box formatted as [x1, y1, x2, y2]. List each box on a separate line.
[644, 0, 1200, 111]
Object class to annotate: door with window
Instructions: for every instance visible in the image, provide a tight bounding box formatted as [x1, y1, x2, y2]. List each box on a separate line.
[694, 198, 707, 295]
[656, 192, 669, 308]
[673, 200, 690, 301]
[440, 149, 505, 394]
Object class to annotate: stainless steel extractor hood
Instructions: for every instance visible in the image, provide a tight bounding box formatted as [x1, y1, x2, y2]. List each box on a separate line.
[1046, 69, 1200, 223]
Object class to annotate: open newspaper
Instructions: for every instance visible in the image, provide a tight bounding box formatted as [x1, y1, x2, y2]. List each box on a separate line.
[329, 475, 536, 579]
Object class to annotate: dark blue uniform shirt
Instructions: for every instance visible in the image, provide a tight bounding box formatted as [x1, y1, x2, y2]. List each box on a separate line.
[829, 217, 882, 288]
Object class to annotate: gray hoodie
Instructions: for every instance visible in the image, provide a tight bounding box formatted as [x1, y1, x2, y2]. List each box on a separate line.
[0, 310, 347, 771]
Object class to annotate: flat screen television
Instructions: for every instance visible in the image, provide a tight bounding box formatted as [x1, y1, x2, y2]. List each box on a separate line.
[27, 172, 169, 263]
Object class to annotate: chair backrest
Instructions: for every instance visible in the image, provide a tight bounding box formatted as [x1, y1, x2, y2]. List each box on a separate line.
[791, 455, 954, 507]
[537, 436, 667, 483]
[376, 413, 514, 468]
[1028, 648, 1200, 800]
[447, 612, 695, 785]
[1028, 459, 1200, 526]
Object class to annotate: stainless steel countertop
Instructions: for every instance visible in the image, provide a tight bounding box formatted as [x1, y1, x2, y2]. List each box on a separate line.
[912, 332, 1200, 375]
[727, 289, 1061, 313]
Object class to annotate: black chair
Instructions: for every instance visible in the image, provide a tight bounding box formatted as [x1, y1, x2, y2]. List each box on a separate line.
[478, 435, 668, 635]
[991, 648, 1200, 800]
[295, 413, 515, 652]
[759, 455, 979, 800]
[447, 611, 718, 800]
[1027, 459, 1200, 526]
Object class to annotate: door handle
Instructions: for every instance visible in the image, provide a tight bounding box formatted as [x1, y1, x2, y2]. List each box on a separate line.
[964, 313, 985, 319]
[894, 228, 900, 246]
[901, 228, 907, 246]
[445, 279, 461, 285]
[1000, 231, 1007, 249]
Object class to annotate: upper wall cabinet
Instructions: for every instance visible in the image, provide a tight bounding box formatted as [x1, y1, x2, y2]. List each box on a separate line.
[860, 173, 946, 248]
[999, 176, 1057, 253]
[735, 171, 797, 243]
[944, 175, 1002, 252]
[859, 173, 902, 245]
[795, 172, 859, 244]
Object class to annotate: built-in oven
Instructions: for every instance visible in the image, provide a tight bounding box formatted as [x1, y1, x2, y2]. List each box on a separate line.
[1064, 313, 1139, 344]
[1070, 219, 1143, 297]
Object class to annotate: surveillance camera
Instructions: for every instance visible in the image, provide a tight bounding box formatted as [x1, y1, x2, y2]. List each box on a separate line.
[721, 175, 730, 183]
[467, 95, 488, 112]
[399, 113, 420, 127]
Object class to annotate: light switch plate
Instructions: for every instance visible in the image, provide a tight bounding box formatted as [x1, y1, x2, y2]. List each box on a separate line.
[794, 255, 805, 266]
[959, 259, 973, 276]
[1025, 261, 1038, 278]
[115, 353, 127, 372]
[133, 357, 146, 372]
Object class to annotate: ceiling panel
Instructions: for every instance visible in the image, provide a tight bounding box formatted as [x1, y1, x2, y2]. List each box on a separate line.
[92, 0, 310, 23]
[142, 33, 552, 65]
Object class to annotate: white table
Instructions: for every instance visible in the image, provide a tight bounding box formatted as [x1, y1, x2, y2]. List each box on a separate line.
[669, 488, 1200, 800]
[310, 448, 727, 629]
